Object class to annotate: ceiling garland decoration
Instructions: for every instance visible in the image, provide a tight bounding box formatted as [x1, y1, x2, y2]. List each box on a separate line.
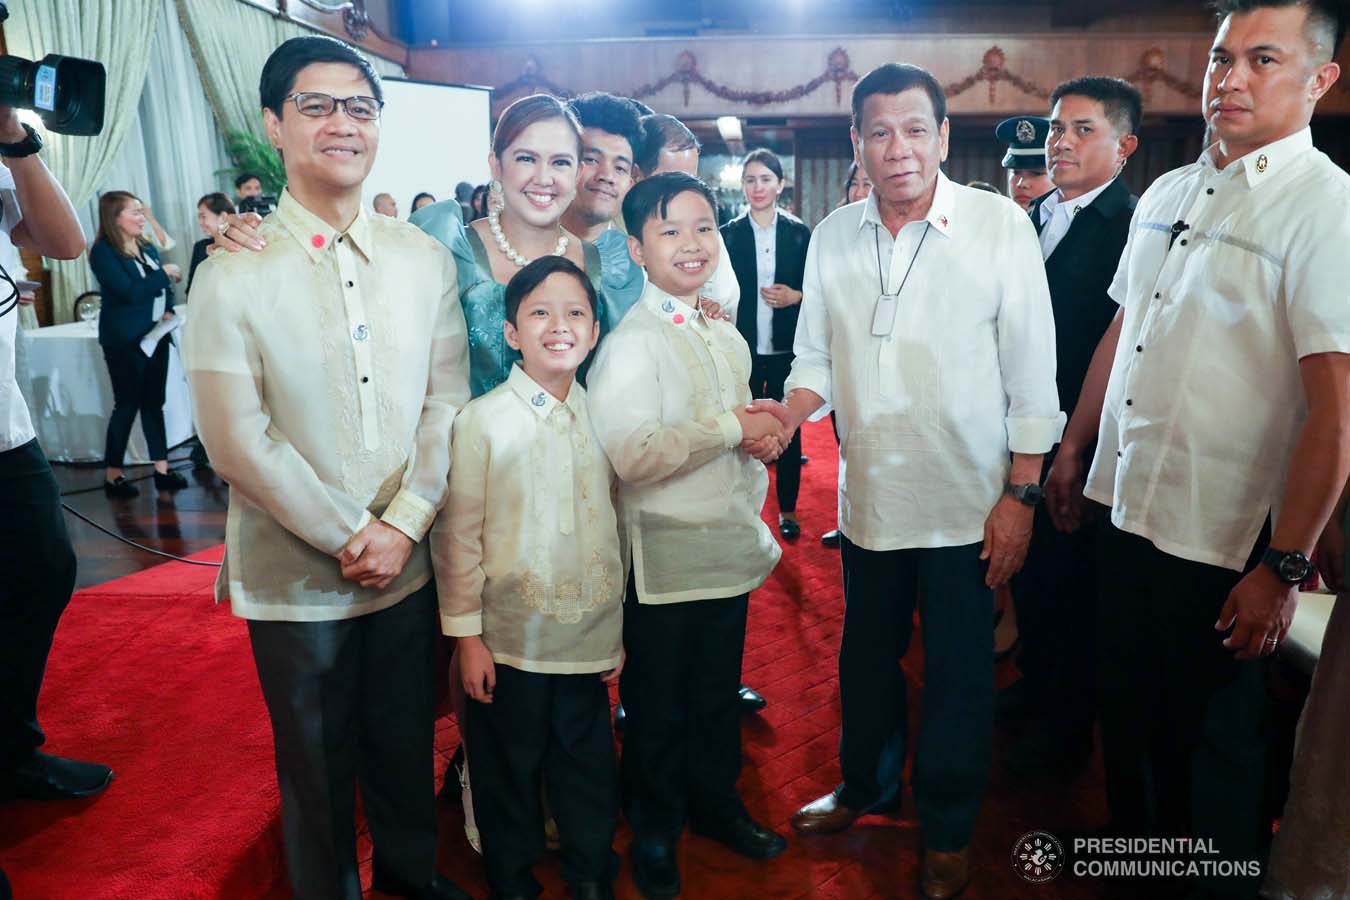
[491, 44, 1201, 110]
[943, 46, 1050, 103]
[1125, 47, 1204, 101]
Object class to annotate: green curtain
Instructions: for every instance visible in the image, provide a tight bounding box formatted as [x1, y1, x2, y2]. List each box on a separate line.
[5, 0, 163, 320]
[175, 0, 405, 142]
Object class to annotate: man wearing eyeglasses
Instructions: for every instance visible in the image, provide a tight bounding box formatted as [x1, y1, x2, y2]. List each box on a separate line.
[184, 36, 471, 900]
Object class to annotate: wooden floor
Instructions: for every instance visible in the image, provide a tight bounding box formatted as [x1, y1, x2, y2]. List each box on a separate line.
[52, 444, 229, 589]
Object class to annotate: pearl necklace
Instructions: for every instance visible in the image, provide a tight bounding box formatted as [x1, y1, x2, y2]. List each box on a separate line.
[487, 206, 568, 267]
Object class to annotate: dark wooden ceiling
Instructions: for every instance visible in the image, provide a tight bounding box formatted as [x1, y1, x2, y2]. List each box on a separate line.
[395, 0, 1211, 47]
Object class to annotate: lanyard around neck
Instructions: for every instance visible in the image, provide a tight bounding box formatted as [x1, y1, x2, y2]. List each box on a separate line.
[874, 220, 931, 297]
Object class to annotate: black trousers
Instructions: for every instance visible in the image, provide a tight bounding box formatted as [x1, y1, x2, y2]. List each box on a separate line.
[0, 440, 77, 768]
[749, 353, 801, 514]
[248, 584, 439, 900]
[1009, 502, 1100, 742]
[102, 337, 169, 467]
[467, 666, 618, 895]
[619, 581, 749, 841]
[1096, 522, 1269, 900]
[837, 537, 993, 851]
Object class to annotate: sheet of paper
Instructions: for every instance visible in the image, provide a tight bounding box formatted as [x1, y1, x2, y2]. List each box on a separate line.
[139, 314, 184, 357]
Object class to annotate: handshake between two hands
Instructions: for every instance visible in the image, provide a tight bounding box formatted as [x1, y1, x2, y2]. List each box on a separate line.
[734, 399, 795, 463]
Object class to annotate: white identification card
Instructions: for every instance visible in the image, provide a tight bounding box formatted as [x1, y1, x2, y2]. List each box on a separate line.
[871, 292, 900, 337]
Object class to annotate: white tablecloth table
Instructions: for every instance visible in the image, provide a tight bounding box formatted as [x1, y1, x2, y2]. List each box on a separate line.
[15, 317, 194, 464]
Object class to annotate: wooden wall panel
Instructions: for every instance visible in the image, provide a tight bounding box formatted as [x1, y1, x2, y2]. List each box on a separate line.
[409, 33, 1262, 119]
[410, 33, 1350, 120]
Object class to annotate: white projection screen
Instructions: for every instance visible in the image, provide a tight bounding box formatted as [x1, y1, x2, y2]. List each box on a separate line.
[363, 78, 492, 219]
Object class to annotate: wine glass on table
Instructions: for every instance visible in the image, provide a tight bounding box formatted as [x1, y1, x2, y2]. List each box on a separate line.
[75, 293, 100, 330]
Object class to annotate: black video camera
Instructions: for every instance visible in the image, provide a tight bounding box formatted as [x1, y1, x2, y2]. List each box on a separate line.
[0, 2, 106, 136]
[238, 195, 278, 218]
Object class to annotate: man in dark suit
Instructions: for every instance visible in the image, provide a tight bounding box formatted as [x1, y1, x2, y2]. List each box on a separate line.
[722, 148, 812, 539]
[1001, 76, 1141, 775]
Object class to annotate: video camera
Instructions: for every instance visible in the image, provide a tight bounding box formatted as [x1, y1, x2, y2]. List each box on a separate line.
[238, 194, 278, 218]
[0, 1, 106, 136]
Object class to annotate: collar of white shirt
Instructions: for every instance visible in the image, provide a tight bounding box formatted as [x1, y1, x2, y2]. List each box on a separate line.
[642, 282, 707, 329]
[1038, 177, 1116, 228]
[1199, 126, 1314, 188]
[506, 362, 585, 420]
[749, 210, 778, 235]
[275, 188, 375, 264]
[857, 170, 956, 238]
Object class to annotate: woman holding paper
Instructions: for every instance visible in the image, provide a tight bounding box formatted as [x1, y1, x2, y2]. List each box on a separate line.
[89, 190, 186, 498]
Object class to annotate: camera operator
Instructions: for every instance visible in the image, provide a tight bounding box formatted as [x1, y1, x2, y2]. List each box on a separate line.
[0, 103, 113, 803]
[232, 172, 276, 219]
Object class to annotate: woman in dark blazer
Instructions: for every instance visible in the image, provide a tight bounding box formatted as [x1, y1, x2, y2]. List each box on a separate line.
[721, 148, 812, 538]
[89, 190, 187, 497]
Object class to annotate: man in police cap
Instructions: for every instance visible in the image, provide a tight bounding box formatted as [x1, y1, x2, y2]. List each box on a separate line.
[997, 115, 1054, 210]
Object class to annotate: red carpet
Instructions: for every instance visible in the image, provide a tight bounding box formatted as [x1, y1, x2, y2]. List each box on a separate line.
[1, 421, 1123, 900]
[0, 545, 288, 900]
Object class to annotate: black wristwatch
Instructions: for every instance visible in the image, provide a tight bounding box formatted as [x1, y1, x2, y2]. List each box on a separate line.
[1262, 548, 1313, 585]
[0, 123, 42, 159]
[1006, 483, 1044, 507]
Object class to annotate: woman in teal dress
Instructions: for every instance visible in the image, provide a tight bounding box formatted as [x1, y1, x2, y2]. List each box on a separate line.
[411, 93, 604, 398]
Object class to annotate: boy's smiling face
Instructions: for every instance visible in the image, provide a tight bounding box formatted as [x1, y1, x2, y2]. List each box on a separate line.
[504, 271, 599, 389]
[628, 189, 720, 300]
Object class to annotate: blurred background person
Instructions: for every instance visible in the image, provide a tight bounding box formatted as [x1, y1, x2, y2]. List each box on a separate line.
[411, 191, 436, 214]
[842, 161, 872, 207]
[233, 172, 262, 205]
[372, 192, 397, 217]
[88, 190, 186, 498]
[724, 148, 810, 540]
[454, 181, 474, 221]
[469, 183, 489, 221]
[188, 192, 234, 294]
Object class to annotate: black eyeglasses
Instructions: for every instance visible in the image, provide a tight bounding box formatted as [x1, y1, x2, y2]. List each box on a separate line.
[285, 92, 383, 121]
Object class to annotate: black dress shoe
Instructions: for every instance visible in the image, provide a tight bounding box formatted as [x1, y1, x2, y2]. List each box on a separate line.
[737, 685, 767, 713]
[821, 529, 841, 547]
[799, 454, 810, 464]
[103, 476, 139, 499]
[369, 871, 472, 900]
[779, 518, 801, 539]
[613, 702, 625, 731]
[153, 469, 189, 491]
[630, 838, 680, 900]
[569, 882, 614, 900]
[0, 750, 113, 801]
[691, 814, 787, 860]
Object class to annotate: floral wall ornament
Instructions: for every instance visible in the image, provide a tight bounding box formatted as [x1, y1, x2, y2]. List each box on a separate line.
[292, 0, 371, 43]
[1124, 47, 1203, 101]
[494, 48, 859, 109]
[944, 46, 1051, 104]
[629, 48, 859, 107]
[496, 55, 573, 102]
